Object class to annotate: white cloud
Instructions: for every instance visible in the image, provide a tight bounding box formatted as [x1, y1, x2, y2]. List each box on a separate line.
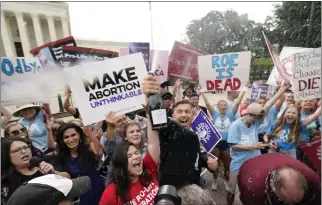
[68, 2, 281, 51]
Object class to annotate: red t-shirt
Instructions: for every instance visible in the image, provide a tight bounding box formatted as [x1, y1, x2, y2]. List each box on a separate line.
[99, 151, 159, 205]
[238, 153, 321, 205]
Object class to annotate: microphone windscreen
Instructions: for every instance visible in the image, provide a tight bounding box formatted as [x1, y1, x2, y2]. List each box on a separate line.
[29, 156, 43, 168]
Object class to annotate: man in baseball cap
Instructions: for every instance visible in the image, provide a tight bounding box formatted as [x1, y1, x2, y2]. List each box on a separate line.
[227, 103, 268, 205]
[6, 174, 91, 205]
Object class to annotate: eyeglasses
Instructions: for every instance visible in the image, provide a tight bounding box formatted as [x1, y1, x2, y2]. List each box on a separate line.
[9, 127, 27, 135]
[248, 114, 262, 118]
[10, 145, 31, 154]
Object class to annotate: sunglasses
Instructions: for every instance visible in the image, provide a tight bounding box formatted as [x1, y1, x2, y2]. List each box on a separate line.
[10, 144, 31, 154]
[10, 127, 27, 135]
[248, 114, 262, 118]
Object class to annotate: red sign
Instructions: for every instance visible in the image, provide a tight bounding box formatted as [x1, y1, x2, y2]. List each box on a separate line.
[168, 41, 208, 81]
[300, 137, 321, 174]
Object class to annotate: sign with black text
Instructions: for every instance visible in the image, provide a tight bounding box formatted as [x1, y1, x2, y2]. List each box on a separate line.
[65, 53, 148, 125]
[291, 48, 321, 100]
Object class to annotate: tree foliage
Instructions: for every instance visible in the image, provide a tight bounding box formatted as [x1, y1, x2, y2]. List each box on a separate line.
[184, 2, 321, 81]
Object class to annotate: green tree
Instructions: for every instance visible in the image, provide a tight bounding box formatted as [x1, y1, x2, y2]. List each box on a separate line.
[266, 1, 321, 48]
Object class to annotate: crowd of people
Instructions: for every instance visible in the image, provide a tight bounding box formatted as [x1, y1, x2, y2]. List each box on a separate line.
[1, 74, 321, 205]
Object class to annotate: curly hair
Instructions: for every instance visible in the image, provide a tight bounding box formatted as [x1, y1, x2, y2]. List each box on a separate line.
[110, 141, 152, 204]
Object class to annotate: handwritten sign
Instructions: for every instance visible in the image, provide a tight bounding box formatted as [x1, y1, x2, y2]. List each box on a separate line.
[65, 53, 148, 126]
[266, 47, 313, 86]
[129, 42, 150, 71]
[291, 48, 321, 100]
[63, 46, 118, 67]
[198, 51, 251, 91]
[168, 41, 208, 81]
[0, 57, 49, 105]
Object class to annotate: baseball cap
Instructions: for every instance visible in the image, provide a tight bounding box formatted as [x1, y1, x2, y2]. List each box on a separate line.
[162, 92, 173, 100]
[6, 174, 91, 205]
[245, 103, 265, 115]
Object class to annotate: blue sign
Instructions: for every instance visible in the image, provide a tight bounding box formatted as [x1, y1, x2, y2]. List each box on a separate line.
[250, 83, 269, 103]
[129, 42, 150, 71]
[191, 110, 222, 152]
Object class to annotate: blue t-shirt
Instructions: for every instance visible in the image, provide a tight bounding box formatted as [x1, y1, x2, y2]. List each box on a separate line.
[227, 118, 261, 173]
[258, 106, 278, 134]
[267, 122, 304, 150]
[300, 112, 319, 143]
[19, 111, 47, 152]
[212, 110, 234, 141]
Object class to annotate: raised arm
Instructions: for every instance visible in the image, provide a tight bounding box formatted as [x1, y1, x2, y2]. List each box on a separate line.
[200, 92, 215, 115]
[264, 82, 289, 113]
[145, 104, 160, 163]
[84, 125, 103, 157]
[0, 106, 12, 126]
[302, 104, 322, 127]
[63, 87, 78, 116]
[232, 91, 245, 115]
[46, 117, 56, 149]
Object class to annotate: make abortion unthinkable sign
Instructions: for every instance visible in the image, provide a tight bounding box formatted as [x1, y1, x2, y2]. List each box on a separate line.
[65, 53, 148, 125]
[198, 51, 251, 91]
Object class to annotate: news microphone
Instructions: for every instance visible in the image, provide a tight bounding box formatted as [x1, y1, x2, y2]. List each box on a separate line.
[29, 156, 54, 174]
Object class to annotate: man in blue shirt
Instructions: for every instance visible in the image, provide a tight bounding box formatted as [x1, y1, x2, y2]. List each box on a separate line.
[227, 103, 269, 205]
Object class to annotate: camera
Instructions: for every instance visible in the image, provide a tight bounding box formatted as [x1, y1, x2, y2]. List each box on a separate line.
[154, 185, 181, 205]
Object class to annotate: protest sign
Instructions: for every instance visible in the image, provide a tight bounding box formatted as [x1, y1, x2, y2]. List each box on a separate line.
[291, 48, 321, 100]
[198, 51, 251, 91]
[30, 36, 77, 69]
[168, 41, 208, 81]
[65, 53, 148, 126]
[62, 46, 119, 67]
[129, 42, 150, 71]
[250, 83, 269, 103]
[150, 50, 169, 83]
[190, 110, 222, 152]
[300, 137, 321, 174]
[120, 47, 129, 56]
[1, 57, 49, 105]
[266, 47, 313, 86]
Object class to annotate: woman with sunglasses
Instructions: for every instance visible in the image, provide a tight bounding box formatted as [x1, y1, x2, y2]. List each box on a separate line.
[4, 122, 43, 157]
[1, 137, 69, 203]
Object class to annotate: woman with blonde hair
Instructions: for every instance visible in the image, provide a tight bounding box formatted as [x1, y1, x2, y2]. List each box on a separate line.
[264, 103, 321, 158]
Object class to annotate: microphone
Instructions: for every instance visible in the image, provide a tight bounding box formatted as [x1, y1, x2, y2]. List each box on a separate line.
[29, 156, 54, 174]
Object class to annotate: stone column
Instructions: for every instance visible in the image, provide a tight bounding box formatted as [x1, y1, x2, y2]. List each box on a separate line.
[15, 12, 31, 57]
[61, 16, 69, 37]
[1, 11, 16, 57]
[31, 13, 44, 46]
[46, 15, 57, 41]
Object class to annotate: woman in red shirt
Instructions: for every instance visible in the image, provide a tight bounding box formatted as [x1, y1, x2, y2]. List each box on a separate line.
[99, 113, 160, 205]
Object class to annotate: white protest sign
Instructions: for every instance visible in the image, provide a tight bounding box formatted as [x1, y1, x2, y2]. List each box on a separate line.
[0, 57, 50, 105]
[150, 50, 169, 83]
[198, 51, 251, 91]
[291, 48, 321, 100]
[65, 53, 148, 125]
[266, 47, 313, 86]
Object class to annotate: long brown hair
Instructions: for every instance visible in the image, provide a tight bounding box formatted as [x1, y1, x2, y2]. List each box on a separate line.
[4, 122, 31, 143]
[122, 121, 145, 152]
[273, 104, 301, 144]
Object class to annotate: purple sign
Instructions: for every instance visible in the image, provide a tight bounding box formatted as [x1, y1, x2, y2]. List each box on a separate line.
[191, 110, 222, 152]
[129, 42, 150, 71]
[250, 83, 269, 103]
